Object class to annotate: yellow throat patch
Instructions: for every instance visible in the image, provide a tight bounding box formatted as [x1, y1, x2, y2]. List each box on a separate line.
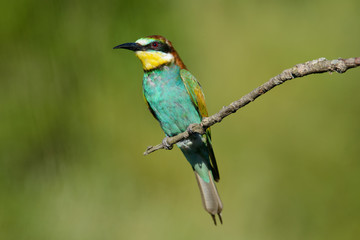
[135, 51, 174, 71]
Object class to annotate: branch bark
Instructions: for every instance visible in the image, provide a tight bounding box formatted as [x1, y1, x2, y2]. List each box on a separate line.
[144, 57, 360, 155]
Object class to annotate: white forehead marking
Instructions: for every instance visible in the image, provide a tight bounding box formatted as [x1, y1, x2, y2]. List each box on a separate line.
[135, 38, 156, 46]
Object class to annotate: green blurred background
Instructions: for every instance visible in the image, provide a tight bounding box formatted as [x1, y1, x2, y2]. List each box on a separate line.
[1, 0, 360, 239]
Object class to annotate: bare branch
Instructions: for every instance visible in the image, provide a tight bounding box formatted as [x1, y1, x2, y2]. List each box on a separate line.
[144, 57, 360, 155]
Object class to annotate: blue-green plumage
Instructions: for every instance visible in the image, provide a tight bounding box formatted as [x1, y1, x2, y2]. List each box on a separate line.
[143, 63, 212, 183]
[114, 35, 223, 224]
[143, 64, 201, 136]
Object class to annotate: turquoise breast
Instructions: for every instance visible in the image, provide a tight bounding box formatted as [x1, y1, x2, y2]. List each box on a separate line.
[143, 63, 201, 136]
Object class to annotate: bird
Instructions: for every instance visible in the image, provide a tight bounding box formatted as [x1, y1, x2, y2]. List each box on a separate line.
[113, 35, 223, 225]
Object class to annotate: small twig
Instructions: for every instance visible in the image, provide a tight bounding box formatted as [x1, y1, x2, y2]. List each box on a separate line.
[144, 57, 360, 155]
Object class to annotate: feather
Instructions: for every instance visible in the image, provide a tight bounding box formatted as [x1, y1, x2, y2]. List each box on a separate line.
[195, 170, 223, 225]
[180, 69, 220, 181]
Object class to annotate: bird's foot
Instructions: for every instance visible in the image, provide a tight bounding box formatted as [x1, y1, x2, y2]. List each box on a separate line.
[162, 136, 173, 150]
[186, 123, 198, 134]
[187, 123, 206, 135]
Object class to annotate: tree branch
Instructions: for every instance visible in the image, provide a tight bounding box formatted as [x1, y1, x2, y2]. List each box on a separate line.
[144, 57, 360, 155]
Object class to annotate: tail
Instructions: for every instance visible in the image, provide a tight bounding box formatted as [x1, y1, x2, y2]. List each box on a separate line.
[194, 170, 223, 225]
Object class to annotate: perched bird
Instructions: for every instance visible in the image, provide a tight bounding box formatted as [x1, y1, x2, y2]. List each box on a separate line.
[114, 35, 223, 224]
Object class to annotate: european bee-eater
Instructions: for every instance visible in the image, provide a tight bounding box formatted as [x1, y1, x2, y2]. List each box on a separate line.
[114, 35, 223, 224]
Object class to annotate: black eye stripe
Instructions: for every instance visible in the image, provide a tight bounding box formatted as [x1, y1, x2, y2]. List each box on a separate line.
[145, 41, 171, 53]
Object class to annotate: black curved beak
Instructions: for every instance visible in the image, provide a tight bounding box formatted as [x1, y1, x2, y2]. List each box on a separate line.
[113, 42, 142, 51]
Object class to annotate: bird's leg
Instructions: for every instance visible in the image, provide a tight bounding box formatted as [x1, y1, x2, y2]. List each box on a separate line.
[162, 136, 173, 150]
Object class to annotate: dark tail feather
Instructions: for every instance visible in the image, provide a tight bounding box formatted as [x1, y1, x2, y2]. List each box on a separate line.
[206, 135, 220, 182]
[194, 170, 223, 225]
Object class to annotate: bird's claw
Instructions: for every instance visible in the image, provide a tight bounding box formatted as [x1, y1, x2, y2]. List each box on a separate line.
[162, 136, 173, 150]
[187, 123, 198, 134]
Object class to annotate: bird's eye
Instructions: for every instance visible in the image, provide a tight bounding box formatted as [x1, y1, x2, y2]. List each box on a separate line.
[152, 42, 159, 48]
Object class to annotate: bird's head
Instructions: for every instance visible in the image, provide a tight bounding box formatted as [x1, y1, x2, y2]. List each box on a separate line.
[114, 35, 186, 71]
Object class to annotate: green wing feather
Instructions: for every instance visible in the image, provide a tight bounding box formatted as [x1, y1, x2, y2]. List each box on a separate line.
[180, 69, 208, 119]
[180, 69, 220, 181]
